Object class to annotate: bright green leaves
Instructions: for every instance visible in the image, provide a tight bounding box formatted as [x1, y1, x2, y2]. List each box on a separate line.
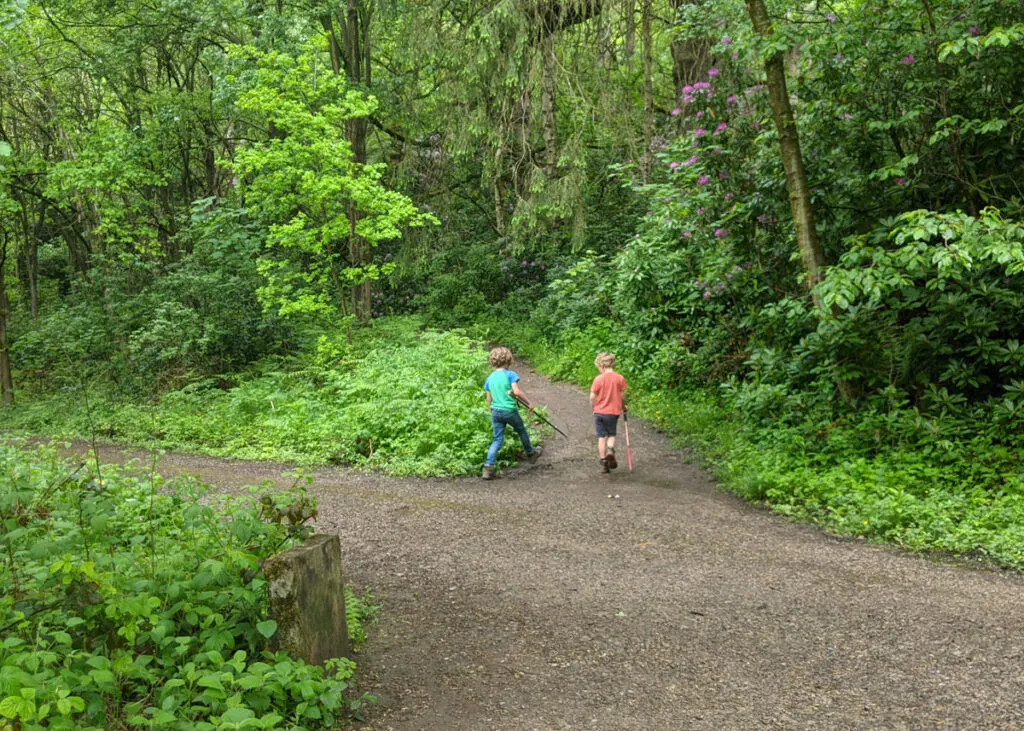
[227, 45, 436, 319]
[0, 444, 374, 729]
[0, 0, 26, 29]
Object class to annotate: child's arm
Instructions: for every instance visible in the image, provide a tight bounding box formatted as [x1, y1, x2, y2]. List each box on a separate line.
[510, 381, 533, 410]
[485, 391, 493, 406]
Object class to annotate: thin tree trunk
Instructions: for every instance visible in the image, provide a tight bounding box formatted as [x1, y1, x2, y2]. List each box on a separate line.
[746, 0, 825, 295]
[0, 236, 14, 406]
[640, 0, 653, 180]
[624, 0, 636, 59]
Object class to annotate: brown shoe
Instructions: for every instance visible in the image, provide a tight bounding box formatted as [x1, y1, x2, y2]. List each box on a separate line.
[606, 448, 618, 470]
[600, 458, 610, 474]
[482, 465, 496, 480]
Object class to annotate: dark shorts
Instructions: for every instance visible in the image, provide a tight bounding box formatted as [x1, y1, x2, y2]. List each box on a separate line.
[594, 413, 618, 438]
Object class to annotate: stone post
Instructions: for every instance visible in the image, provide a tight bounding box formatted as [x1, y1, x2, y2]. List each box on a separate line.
[263, 534, 351, 665]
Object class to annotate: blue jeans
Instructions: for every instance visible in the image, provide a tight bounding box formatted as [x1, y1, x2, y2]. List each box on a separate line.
[485, 409, 535, 466]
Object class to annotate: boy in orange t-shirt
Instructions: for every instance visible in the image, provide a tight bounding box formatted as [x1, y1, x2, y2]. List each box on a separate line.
[589, 352, 627, 473]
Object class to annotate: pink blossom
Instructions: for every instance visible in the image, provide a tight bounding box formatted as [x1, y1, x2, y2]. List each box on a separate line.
[683, 95, 695, 104]
[727, 95, 738, 105]
[708, 68, 720, 78]
[714, 122, 729, 135]
[895, 177, 906, 186]
[694, 128, 708, 137]
[672, 107, 682, 116]
[681, 231, 692, 238]
[669, 161, 679, 170]
[697, 175, 711, 186]
[721, 37, 732, 45]
[696, 110, 705, 119]
[724, 193, 734, 201]
[683, 155, 699, 166]
[714, 228, 730, 238]
[969, 25, 981, 36]
[900, 54, 916, 65]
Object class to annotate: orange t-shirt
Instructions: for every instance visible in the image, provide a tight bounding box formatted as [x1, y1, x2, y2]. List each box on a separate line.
[591, 372, 627, 415]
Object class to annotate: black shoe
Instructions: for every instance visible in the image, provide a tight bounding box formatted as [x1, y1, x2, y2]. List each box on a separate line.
[600, 458, 610, 474]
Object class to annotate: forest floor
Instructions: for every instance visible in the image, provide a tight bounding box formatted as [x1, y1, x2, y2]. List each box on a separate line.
[72, 362, 1024, 730]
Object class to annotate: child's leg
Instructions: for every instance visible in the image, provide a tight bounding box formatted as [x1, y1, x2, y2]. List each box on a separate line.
[606, 436, 616, 453]
[507, 411, 535, 454]
[597, 436, 607, 458]
[485, 415, 507, 466]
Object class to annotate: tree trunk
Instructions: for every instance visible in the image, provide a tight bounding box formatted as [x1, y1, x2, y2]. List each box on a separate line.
[0, 236, 14, 406]
[668, 0, 711, 101]
[640, 0, 653, 180]
[624, 0, 636, 59]
[746, 0, 825, 295]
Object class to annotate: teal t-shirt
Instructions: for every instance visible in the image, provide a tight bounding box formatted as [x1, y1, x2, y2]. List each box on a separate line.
[484, 369, 519, 411]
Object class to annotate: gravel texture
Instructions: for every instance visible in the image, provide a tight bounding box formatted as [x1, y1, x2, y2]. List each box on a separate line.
[74, 364, 1024, 730]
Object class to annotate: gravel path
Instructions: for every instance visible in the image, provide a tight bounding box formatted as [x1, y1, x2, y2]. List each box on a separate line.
[78, 364, 1024, 729]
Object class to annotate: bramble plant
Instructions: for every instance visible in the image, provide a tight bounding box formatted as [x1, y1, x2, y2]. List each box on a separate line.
[0, 442, 376, 729]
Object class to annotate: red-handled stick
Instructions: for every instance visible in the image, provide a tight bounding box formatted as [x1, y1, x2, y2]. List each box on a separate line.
[623, 408, 633, 471]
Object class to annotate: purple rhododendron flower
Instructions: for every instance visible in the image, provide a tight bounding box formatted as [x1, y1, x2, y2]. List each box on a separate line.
[727, 94, 738, 105]
[969, 26, 981, 36]
[901, 55, 916, 65]
[696, 110, 705, 119]
[708, 68, 720, 78]
[694, 128, 708, 137]
[697, 207, 705, 215]
[672, 107, 682, 116]
[670, 161, 679, 169]
[714, 122, 728, 135]
[724, 192, 734, 201]
[683, 95, 695, 104]
[697, 175, 711, 186]
[683, 155, 699, 166]
[826, 12, 836, 21]
[714, 228, 730, 238]
[682, 231, 692, 238]
[683, 85, 694, 94]
[895, 177, 907, 186]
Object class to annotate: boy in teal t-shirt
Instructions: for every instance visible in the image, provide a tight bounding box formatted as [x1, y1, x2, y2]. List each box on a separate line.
[482, 347, 543, 479]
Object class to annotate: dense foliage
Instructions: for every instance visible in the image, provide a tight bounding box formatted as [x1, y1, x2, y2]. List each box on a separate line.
[5, 318, 538, 476]
[2, 0, 1024, 566]
[0, 443, 375, 729]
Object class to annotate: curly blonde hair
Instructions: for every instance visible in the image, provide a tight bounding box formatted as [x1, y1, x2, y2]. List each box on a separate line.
[595, 352, 616, 369]
[489, 346, 513, 368]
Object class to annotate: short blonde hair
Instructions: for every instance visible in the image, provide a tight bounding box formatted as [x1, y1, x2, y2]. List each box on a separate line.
[489, 346, 513, 368]
[595, 352, 616, 369]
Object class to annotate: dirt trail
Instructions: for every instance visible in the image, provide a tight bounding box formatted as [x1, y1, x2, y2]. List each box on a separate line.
[74, 364, 1024, 730]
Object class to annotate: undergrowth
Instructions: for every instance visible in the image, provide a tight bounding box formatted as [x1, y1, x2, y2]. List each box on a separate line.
[486, 319, 1024, 570]
[0, 441, 377, 729]
[5, 317, 537, 476]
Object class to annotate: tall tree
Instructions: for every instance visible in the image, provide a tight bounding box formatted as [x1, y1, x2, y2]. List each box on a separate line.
[746, 0, 826, 294]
